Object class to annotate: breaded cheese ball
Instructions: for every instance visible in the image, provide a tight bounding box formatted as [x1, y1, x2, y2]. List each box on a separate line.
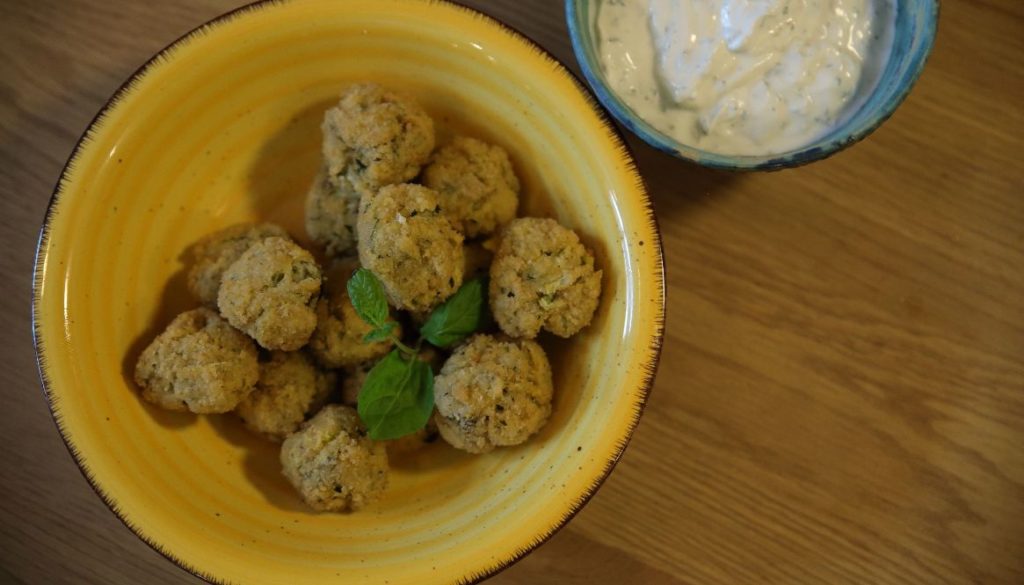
[188, 223, 289, 306]
[309, 259, 396, 368]
[357, 184, 464, 313]
[236, 351, 336, 441]
[218, 237, 322, 351]
[280, 405, 388, 512]
[134, 308, 258, 413]
[422, 136, 519, 238]
[433, 334, 553, 454]
[322, 83, 434, 197]
[305, 165, 362, 258]
[489, 218, 602, 338]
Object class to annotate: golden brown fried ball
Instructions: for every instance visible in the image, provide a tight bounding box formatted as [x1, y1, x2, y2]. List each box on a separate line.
[304, 165, 362, 258]
[134, 308, 258, 413]
[218, 237, 322, 351]
[321, 83, 434, 198]
[357, 184, 464, 313]
[236, 351, 336, 441]
[280, 405, 389, 512]
[422, 136, 519, 238]
[308, 259, 396, 369]
[187, 223, 289, 306]
[432, 334, 553, 453]
[489, 218, 602, 338]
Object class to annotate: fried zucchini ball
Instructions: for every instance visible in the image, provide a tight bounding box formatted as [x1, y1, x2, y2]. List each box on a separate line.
[304, 165, 362, 258]
[321, 83, 434, 198]
[280, 405, 389, 512]
[187, 223, 289, 306]
[236, 351, 336, 441]
[489, 218, 601, 338]
[308, 258, 396, 369]
[433, 334, 553, 454]
[218, 237, 322, 351]
[422, 136, 519, 238]
[357, 184, 464, 313]
[134, 308, 258, 413]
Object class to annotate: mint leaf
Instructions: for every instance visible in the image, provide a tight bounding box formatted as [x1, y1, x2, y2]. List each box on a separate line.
[362, 322, 396, 344]
[421, 277, 487, 348]
[357, 350, 434, 440]
[347, 268, 389, 328]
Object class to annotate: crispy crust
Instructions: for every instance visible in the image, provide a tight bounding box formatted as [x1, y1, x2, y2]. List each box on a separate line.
[308, 258, 396, 368]
[218, 237, 322, 351]
[422, 136, 519, 237]
[305, 165, 362, 258]
[356, 184, 464, 313]
[322, 83, 434, 198]
[236, 351, 336, 441]
[134, 308, 259, 413]
[280, 405, 389, 512]
[433, 334, 552, 453]
[489, 218, 601, 338]
[187, 223, 288, 306]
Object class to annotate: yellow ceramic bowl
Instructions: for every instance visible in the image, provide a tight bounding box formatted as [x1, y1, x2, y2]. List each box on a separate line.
[33, 1, 665, 583]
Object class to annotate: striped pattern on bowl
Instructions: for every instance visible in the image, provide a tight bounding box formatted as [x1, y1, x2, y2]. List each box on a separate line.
[33, 1, 665, 583]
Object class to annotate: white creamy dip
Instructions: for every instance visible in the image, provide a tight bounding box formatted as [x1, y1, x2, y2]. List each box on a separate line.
[597, 0, 895, 156]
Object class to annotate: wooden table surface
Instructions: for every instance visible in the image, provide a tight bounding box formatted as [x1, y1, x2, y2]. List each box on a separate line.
[2, 0, 1022, 583]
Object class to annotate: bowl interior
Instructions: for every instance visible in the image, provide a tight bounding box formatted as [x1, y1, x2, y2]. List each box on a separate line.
[33, 1, 663, 583]
[566, 0, 939, 170]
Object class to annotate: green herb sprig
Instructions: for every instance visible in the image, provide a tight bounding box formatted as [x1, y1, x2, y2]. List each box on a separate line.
[348, 269, 488, 440]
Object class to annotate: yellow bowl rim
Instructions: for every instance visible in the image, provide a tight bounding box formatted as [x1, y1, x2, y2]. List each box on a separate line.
[31, 0, 667, 582]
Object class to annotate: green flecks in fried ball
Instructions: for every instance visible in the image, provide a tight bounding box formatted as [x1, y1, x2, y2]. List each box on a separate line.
[433, 334, 553, 454]
[356, 183, 464, 313]
[422, 136, 519, 238]
[188, 223, 289, 306]
[236, 351, 336, 441]
[134, 308, 258, 413]
[218, 237, 322, 351]
[489, 218, 601, 339]
[305, 165, 362, 258]
[280, 405, 389, 512]
[321, 83, 434, 198]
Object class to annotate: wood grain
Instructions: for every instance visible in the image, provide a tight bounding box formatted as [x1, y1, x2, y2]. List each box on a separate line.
[1, 0, 1021, 583]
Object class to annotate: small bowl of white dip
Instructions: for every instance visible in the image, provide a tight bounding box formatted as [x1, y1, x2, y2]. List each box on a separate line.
[567, 0, 938, 170]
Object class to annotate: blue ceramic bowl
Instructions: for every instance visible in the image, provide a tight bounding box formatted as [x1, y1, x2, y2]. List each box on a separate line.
[566, 0, 939, 170]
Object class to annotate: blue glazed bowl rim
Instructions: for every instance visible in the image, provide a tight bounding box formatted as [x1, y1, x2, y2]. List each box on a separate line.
[565, 0, 940, 171]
